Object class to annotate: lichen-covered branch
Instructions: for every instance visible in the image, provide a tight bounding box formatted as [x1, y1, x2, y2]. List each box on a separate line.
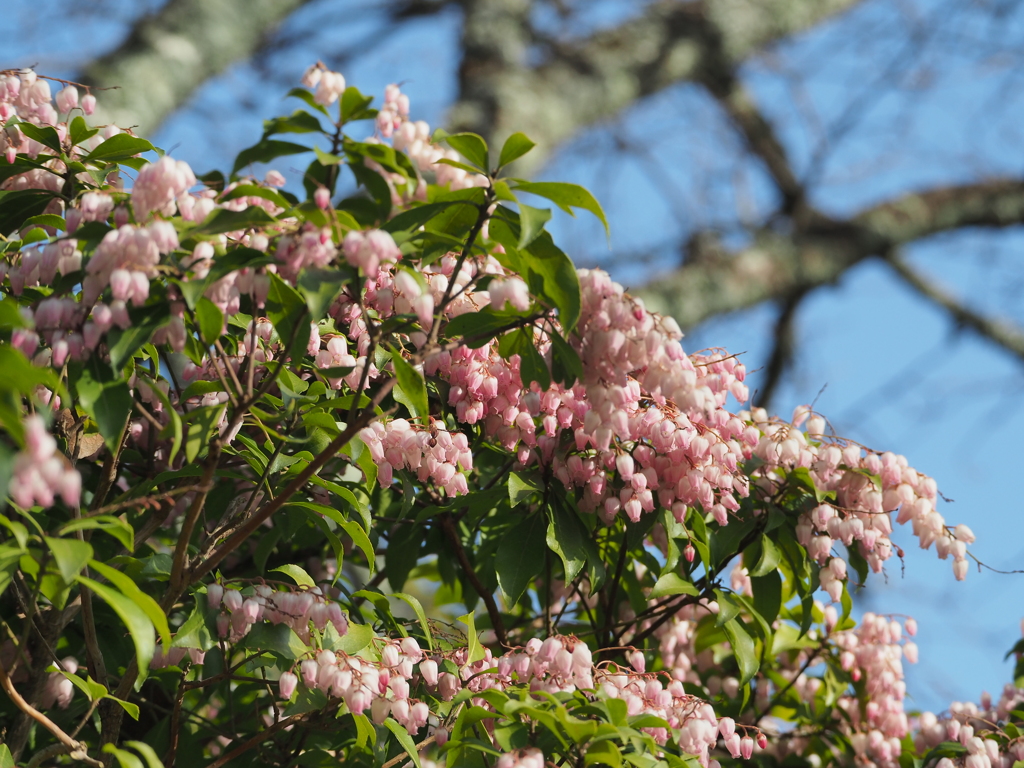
[637, 180, 1024, 329]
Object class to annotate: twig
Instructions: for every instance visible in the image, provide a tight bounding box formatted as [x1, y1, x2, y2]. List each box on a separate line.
[439, 512, 508, 647]
[204, 712, 313, 768]
[0, 663, 104, 768]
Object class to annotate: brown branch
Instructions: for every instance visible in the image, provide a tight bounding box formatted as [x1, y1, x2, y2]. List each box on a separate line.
[0, 663, 104, 768]
[638, 179, 1024, 329]
[439, 512, 508, 648]
[753, 290, 806, 410]
[382, 735, 436, 768]
[203, 712, 314, 768]
[887, 256, 1024, 364]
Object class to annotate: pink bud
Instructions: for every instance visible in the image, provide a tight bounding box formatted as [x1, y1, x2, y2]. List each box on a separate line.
[740, 736, 754, 760]
[420, 658, 439, 686]
[628, 650, 646, 673]
[278, 671, 297, 700]
[684, 544, 696, 563]
[56, 86, 79, 114]
[207, 583, 224, 609]
[314, 186, 330, 209]
[81, 93, 96, 115]
[756, 733, 768, 750]
[433, 727, 448, 747]
[223, 589, 243, 612]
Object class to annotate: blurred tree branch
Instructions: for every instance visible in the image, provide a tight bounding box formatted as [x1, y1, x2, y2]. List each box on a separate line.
[80, 0, 315, 135]
[635, 180, 1024, 328]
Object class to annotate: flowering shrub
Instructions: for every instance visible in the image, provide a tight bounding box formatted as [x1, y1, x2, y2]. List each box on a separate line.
[0, 64, 1021, 768]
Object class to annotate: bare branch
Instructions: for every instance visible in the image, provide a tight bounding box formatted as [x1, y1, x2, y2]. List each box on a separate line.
[80, 0, 314, 136]
[887, 257, 1024, 365]
[450, 0, 864, 172]
[754, 290, 806, 410]
[637, 179, 1024, 328]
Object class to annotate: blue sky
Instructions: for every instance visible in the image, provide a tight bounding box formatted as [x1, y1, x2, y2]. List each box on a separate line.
[3, 0, 1022, 715]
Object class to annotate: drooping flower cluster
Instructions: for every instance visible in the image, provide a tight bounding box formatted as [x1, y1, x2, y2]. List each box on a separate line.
[7, 415, 81, 509]
[207, 582, 349, 644]
[359, 417, 472, 494]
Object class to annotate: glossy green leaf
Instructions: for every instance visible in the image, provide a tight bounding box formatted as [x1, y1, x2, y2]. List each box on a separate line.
[124, 742, 161, 768]
[546, 503, 588, 582]
[232, 138, 311, 175]
[43, 537, 93, 583]
[384, 719, 423, 768]
[517, 203, 551, 250]
[512, 180, 609, 236]
[78, 576, 156, 677]
[297, 268, 347, 321]
[498, 132, 536, 168]
[195, 296, 224, 346]
[271, 563, 317, 588]
[84, 134, 155, 163]
[444, 132, 489, 171]
[59, 515, 133, 551]
[393, 592, 433, 650]
[242, 623, 306, 660]
[0, 189, 56, 237]
[89, 560, 171, 650]
[751, 569, 783, 628]
[495, 514, 546, 606]
[390, 350, 429, 422]
[103, 744, 145, 768]
[723, 617, 758, 685]
[750, 534, 782, 577]
[650, 572, 700, 599]
[458, 612, 487, 664]
[508, 470, 543, 507]
[184, 404, 224, 464]
[18, 123, 62, 153]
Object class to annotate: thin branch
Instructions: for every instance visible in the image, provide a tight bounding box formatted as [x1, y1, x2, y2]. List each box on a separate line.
[754, 290, 807, 410]
[887, 256, 1024, 364]
[439, 512, 508, 647]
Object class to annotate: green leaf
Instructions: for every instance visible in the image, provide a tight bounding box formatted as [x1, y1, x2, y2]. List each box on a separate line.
[517, 203, 551, 250]
[585, 740, 623, 768]
[232, 138, 311, 176]
[184, 404, 224, 463]
[69, 116, 99, 146]
[382, 201, 474, 234]
[498, 327, 550, 391]
[0, 744, 14, 768]
[242, 623, 307, 660]
[23, 213, 67, 231]
[287, 87, 330, 116]
[498, 133, 536, 169]
[650, 572, 699, 599]
[297, 268, 347, 322]
[390, 350, 429, 423]
[0, 189, 56, 236]
[384, 719, 423, 768]
[751, 569, 783, 628]
[495, 514, 546, 606]
[103, 744, 145, 768]
[512, 180, 609, 237]
[190, 205, 278, 235]
[195, 296, 224, 346]
[89, 560, 171, 650]
[458, 612, 487, 664]
[433, 158, 484, 176]
[84, 134, 155, 163]
[393, 592, 433, 650]
[173, 600, 215, 651]
[59, 515, 134, 551]
[271, 563, 317, 588]
[124, 741, 162, 768]
[43, 537, 93, 583]
[18, 123, 62, 153]
[444, 308, 522, 348]
[341, 86, 375, 122]
[549, 331, 583, 387]
[79, 575, 156, 678]
[266, 272, 311, 361]
[106, 303, 170, 371]
[443, 133, 489, 171]
[262, 110, 324, 137]
[337, 622, 374, 655]
[749, 534, 782, 577]
[723, 618, 758, 685]
[546, 503, 588, 582]
[508, 470, 542, 507]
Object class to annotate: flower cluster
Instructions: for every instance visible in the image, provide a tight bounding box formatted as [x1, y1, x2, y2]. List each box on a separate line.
[207, 582, 349, 644]
[8, 415, 81, 509]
